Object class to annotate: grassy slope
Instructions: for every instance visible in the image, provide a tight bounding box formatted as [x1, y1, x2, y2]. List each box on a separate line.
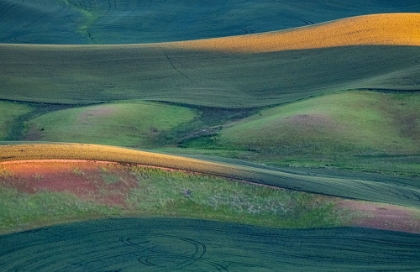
[17, 90, 419, 175]
[1, 143, 419, 208]
[212, 91, 420, 171]
[1, 14, 420, 107]
[24, 101, 197, 148]
[1, 4, 420, 239]
[0, 162, 342, 234]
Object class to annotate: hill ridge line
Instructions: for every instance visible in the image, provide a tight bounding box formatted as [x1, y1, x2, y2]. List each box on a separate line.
[168, 13, 420, 53]
[1, 13, 418, 52]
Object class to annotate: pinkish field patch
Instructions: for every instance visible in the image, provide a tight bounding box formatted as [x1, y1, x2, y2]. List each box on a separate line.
[340, 200, 420, 233]
[23, 124, 45, 141]
[77, 105, 117, 124]
[284, 113, 337, 129]
[0, 161, 139, 206]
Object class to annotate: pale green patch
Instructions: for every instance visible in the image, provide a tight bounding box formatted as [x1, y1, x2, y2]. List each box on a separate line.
[0, 187, 120, 234]
[101, 172, 120, 185]
[26, 101, 197, 148]
[164, 91, 420, 175]
[207, 91, 420, 173]
[127, 167, 340, 228]
[221, 91, 418, 154]
[99, 166, 120, 184]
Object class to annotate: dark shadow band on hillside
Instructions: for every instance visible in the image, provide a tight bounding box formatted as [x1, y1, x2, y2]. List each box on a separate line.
[0, 97, 104, 106]
[355, 88, 420, 93]
[0, 98, 260, 148]
[1, 44, 419, 107]
[0, 98, 105, 141]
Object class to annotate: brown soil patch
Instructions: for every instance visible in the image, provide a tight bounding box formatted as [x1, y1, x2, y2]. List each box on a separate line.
[171, 13, 420, 53]
[339, 199, 420, 233]
[0, 161, 139, 206]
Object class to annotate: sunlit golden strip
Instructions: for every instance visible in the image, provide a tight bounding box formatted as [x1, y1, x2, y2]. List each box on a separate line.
[167, 13, 420, 53]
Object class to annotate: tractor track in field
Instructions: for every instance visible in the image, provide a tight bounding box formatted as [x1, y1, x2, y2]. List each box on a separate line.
[1, 218, 420, 271]
[1, 143, 420, 208]
[160, 47, 192, 81]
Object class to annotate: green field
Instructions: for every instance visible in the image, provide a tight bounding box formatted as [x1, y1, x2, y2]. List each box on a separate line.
[1, 1, 420, 270]
[24, 101, 197, 148]
[198, 91, 420, 174]
[0, 162, 344, 234]
[220, 91, 420, 154]
[1, 143, 419, 208]
[11, 90, 419, 176]
[2, 0, 419, 44]
[1, 44, 420, 107]
[1, 218, 420, 271]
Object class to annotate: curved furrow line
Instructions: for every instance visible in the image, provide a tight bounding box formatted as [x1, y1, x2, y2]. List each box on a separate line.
[0, 1, 15, 20]
[1, 218, 420, 271]
[160, 46, 192, 81]
[0, 0, 80, 43]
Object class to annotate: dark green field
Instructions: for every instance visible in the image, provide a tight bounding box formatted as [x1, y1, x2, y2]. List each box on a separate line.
[1, 0, 420, 271]
[1, 218, 420, 271]
[1, 44, 420, 106]
[2, 0, 419, 44]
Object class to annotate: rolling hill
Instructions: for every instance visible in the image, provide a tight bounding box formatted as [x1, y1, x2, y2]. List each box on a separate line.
[1, 1, 420, 270]
[1, 0, 419, 44]
[1, 14, 420, 107]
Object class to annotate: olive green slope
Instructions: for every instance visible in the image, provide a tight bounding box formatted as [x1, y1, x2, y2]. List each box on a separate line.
[1, 44, 419, 107]
[183, 91, 420, 175]
[23, 101, 197, 148]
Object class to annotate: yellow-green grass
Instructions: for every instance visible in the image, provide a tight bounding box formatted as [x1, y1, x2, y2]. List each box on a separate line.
[24, 101, 196, 148]
[1, 143, 420, 208]
[185, 91, 419, 174]
[0, 101, 32, 140]
[0, 188, 119, 234]
[0, 163, 343, 234]
[220, 91, 420, 153]
[1, 14, 420, 107]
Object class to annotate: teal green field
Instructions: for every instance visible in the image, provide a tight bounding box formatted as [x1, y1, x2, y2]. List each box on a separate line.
[1, 218, 420, 271]
[1, 0, 420, 270]
[2, 0, 419, 44]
